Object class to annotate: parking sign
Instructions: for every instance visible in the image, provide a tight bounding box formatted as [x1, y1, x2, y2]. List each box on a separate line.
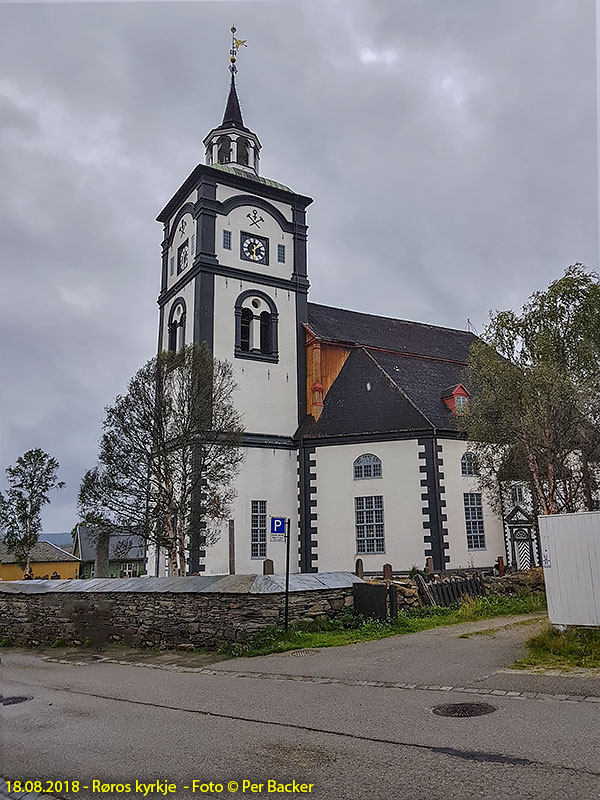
[270, 517, 287, 541]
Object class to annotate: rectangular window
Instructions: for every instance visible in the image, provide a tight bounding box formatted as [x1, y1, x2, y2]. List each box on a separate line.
[191, 234, 195, 256]
[121, 562, 138, 578]
[223, 229, 232, 250]
[170, 256, 174, 276]
[251, 500, 267, 558]
[511, 484, 525, 505]
[355, 496, 385, 554]
[277, 243, 286, 263]
[464, 493, 485, 549]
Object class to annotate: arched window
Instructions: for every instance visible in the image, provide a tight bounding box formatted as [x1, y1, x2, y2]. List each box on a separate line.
[234, 291, 278, 363]
[240, 308, 252, 352]
[237, 137, 249, 166]
[353, 454, 382, 480]
[461, 451, 479, 476]
[217, 135, 231, 164]
[167, 299, 186, 352]
[260, 311, 271, 354]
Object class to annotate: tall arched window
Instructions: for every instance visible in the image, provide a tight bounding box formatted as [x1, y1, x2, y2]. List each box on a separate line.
[234, 291, 278, 363]
[167, 299, 186, 352]
[237, 137, 249, 166]
[461, 451, 479, 476]
[240, 308, 252, 352]
[217, 135, 231, 164]
[353, 454, 382, 480]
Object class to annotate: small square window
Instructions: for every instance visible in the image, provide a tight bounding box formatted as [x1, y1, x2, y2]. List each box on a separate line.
[277, 244, 286, 263]
[170, 257, 174, 276]
[455, 396, 469, 414]
[223, 230, 232, 250]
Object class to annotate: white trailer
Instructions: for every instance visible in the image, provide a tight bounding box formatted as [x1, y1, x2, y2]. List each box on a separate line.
[539, 511, 600, 629]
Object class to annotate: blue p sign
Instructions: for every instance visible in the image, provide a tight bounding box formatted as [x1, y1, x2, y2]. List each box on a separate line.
[271, 517, 286, 534]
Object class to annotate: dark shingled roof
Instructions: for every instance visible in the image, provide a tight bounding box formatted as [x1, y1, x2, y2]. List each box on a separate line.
[222, 75, 244, 126]
[76, 525, 145, 563]
[0, 540, 79, 564]
[306, 303, 476, 362]
[298, 303, 476, 440]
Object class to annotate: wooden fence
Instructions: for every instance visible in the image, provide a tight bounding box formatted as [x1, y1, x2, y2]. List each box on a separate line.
[416, 573, 486, 607]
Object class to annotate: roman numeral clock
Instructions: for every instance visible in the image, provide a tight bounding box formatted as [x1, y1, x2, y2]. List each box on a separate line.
[240, 232, 269, 265]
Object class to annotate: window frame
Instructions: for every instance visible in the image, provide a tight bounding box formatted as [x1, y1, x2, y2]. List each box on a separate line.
[464, 492, 486, 550]
[277, 243, 286, 263]
[355, 495, 385, 554]
[234, 290, 279, 363]
[353, 454, 383, 480]
[223, 229, 232, 250]
[251, 500, 267, 559]
[461, 451, 479, 477]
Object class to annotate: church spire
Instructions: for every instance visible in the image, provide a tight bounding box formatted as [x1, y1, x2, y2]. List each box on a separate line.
[222, 74, 244, 127]
[203, 26, 261, 175]
[222, 26, 246, 126]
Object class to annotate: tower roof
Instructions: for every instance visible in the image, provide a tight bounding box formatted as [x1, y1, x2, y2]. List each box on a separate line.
[222, 74, 244, 127]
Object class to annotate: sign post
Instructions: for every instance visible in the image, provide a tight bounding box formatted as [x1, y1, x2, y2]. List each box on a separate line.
[270, 516, 291, 631]
[284, 518, 291, 632]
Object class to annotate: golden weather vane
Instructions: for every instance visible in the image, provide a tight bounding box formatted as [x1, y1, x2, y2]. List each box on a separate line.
[229, 26, 247, 76]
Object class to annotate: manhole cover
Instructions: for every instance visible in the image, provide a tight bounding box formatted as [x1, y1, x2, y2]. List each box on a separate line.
[432, 702, 497, 718]
[2, 696, 32, 706]
[290, 649, 320, 657]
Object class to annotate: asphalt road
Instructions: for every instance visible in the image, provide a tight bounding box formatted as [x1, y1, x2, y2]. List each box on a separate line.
[3, 615, 600, 800]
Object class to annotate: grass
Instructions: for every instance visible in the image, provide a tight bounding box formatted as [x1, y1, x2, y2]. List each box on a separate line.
[219, 592, 547, 658]
[513, 624, 600, 671]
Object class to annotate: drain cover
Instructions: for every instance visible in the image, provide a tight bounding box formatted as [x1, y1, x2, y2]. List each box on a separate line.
[290, 649, 320, 657]
[432, 702, 497, 718]
[2, 696, 32, 706]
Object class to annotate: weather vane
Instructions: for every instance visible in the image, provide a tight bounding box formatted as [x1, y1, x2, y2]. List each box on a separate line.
[229, 26, 247, 76]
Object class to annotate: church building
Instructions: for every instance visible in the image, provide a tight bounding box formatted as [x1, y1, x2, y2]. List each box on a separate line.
[148, 34, 538, 577]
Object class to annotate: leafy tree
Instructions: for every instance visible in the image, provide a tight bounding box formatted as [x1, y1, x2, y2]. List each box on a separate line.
[462, 265, 600, 515]
[79, 343, 244, 576]
[0, 449, 65, 569]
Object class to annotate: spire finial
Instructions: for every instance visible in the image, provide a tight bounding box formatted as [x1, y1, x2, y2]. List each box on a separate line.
[229, 25, 247, 77]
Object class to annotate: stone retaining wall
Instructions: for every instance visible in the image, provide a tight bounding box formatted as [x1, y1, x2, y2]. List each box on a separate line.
[0, 586, 354, 649]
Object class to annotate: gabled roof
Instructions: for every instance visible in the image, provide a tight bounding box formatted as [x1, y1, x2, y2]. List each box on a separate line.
[306, 303, 476, 363]
[299, 303, 477, 441]
[76, 525, 145, 563]
[0, 540, 79, 564]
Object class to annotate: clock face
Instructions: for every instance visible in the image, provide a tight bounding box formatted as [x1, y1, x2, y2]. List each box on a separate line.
[241, 233, 268, 265]
[178, 240, 189, 273]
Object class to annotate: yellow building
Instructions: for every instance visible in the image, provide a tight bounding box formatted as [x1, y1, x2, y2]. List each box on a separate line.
[0, 540, 80, 581]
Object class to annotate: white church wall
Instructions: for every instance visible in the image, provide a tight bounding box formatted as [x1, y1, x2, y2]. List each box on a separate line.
[216, 184, 293, 221]
[217, 205, 294, 281]
[202, 446, 299, 575]
[313, 440, 426, 573]
[440, 438, 504, 569]
[212, 276, 298, 436]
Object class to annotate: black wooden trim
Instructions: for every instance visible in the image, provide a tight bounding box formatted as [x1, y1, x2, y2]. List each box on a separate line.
[298, 446, 317, 572]
[242, 433, 297, 449]
[418, 437, 450, 570]
[298, 429, 465, 447]
[220, 195, 293, 233]
[194, 271, 214, 353]
[165, 202, 196, 248]
[296, 291, 308, 424]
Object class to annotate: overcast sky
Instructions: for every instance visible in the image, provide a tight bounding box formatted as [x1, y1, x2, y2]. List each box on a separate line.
[0, 0, 598, 532]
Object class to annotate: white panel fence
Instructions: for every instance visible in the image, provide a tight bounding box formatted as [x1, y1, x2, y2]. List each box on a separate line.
[539, 511, 600, 629]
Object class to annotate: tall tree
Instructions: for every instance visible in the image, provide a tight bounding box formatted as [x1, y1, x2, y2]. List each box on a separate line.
[79, 343, 244, 575]
[462, 265, 600, 515]
[0, 449, 65, 569]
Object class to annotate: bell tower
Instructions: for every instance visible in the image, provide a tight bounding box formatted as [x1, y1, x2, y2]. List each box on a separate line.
[153, 28, 313, 575]
[203, 28, 261, 175]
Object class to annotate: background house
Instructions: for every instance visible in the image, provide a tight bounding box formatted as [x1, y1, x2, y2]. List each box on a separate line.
[74, 524, 146, 578]
[0, 540, 80, 581]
